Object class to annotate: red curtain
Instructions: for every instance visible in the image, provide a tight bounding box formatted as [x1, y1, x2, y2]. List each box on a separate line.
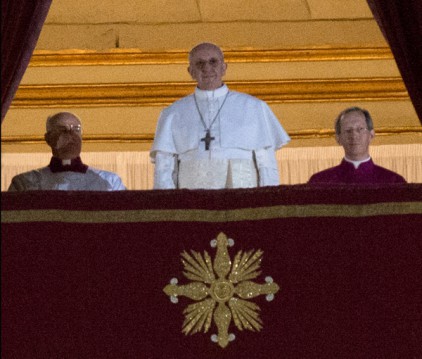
[1, 0, 52, 123]
[2, 185, 422, 358]
[367, 0, 422, 124]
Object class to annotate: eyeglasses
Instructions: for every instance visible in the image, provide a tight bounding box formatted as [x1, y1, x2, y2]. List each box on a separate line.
[341, 127, 368, 135]
[49, 124, 82, 134]
[193, 58, 222, 70]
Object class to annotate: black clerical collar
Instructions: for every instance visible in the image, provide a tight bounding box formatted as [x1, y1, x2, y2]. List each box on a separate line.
[48, 156, 88, 173]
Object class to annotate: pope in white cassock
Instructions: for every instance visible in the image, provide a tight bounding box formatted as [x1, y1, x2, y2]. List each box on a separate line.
[150, 42, 290, 189]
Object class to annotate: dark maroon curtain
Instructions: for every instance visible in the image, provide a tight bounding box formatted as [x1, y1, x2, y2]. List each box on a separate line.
[2, 185, 422, 358]
[367, 0, 422, 124]
[1, 0, 52, 123]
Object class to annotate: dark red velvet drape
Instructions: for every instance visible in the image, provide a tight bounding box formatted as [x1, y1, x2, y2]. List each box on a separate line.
[2, 185, 422, 358]
[367, 0, 422, 124]
[1, 0, 52, 123]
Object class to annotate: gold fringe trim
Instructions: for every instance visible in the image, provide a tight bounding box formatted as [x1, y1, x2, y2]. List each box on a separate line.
[2, 202, 421, 224]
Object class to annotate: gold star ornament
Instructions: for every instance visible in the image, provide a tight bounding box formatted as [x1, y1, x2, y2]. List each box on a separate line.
[163, 232, 280, 348]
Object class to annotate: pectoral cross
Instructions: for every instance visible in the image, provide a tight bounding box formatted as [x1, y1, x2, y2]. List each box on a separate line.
[201, 130, 215, 151]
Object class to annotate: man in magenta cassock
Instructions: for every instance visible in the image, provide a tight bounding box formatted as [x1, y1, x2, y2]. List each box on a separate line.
[308, 107, 406, 184]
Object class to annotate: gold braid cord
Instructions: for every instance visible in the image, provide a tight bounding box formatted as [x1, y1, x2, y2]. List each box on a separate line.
[163, 232, 280, 348]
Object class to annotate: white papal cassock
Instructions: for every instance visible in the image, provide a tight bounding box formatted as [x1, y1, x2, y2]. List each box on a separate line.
[150, 84, 290, 189]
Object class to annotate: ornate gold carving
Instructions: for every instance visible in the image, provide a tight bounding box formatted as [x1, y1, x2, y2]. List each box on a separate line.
[29, 47, 393, 67]
[2, 127, 421, 145]
[10, 77, 408, 109]
[0, 134, 154, 144]
[163, 232, 280, 348]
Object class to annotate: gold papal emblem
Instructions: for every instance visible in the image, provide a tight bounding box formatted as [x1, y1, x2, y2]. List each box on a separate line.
[163, 232, 280, 348]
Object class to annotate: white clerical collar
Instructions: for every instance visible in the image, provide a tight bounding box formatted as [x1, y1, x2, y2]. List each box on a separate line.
[194, 84, 229, 100]
[62, 159, 72, 165]
[344, 156, 371, 169]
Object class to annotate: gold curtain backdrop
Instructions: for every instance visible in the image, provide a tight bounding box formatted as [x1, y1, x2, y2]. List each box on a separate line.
[1, 143, 421, 190]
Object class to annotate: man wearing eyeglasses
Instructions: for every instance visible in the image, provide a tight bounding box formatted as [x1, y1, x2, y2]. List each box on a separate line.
[150, 42, 290, 189]
[308, 107, 406, 184]
[8, 112, 126, 191]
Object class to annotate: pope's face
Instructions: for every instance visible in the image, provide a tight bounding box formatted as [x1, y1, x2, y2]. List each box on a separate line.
[188, 45, 227, 90]
[336, 111, 375, 161]
[45, 114, 82, 160]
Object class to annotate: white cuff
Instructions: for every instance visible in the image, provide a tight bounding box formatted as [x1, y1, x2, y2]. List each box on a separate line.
[254, 148, 280, 186]
[153, 152, 177, 189]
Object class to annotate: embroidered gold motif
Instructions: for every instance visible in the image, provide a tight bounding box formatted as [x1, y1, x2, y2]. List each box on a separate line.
[163, 232, 280, 348]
